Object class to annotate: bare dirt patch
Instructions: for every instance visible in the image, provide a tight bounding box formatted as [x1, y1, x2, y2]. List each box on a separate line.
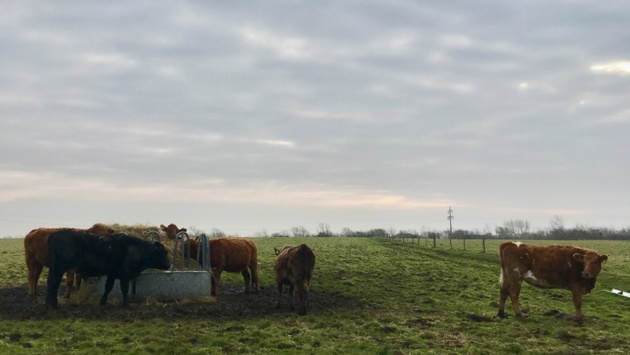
[0, 283, 361, 321]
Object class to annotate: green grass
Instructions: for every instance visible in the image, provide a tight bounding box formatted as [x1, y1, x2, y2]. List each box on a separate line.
[1, 237, 629, 354]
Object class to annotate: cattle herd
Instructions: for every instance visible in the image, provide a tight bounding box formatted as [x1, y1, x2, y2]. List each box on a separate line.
[23, 223, 317, 315]
[22, 223, 609, 322]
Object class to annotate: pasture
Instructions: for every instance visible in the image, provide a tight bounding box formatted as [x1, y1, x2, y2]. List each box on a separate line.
[1, 236, 629, 354]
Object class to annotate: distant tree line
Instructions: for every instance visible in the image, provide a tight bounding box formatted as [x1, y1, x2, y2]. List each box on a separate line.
[248, 217, 630, 241]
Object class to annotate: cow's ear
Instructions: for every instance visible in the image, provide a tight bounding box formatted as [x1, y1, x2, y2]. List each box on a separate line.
[573, 253, 585, 262]
[600, 255, 608, 263]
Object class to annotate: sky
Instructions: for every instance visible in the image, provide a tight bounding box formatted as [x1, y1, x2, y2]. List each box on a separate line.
[1, 1, 629, 238]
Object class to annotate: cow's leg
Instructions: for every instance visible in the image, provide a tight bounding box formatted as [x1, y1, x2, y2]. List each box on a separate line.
[289, 283, 296, 311]
[250, 264, 260, 294]
[570, 286, 584, 325]
[242, 270, 251, 294]
[120, 279, 130, 307]
[498, 267, 522, 318]
[63, 270, 75, 298]
[508, 282, 523, 317]
[76, 273, 83, 289]
[297, 283, 308, 315]
[211, 268, 223, 297]
[498, 269, 510, 318]
[276, 282, 283, 309]
[28, 262, 44, 297]
[45, 264, 64, 309]
[100, 276, 116, 306]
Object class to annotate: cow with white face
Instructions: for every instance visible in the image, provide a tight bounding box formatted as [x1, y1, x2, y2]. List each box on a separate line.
[498, 241, 608, 324]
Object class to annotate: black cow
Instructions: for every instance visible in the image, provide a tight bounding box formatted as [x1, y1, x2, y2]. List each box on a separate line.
[46, 231, 170, 309]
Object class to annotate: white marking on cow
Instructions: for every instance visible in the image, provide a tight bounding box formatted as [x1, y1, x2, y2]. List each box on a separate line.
[513, 267, 521, 277]
[514, 241, 522, 247]
[524, 270, 548, 287]
[499, 268, 504, 285]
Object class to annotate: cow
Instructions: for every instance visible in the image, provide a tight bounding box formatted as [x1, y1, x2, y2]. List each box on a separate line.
[160, 223, 187, 240]
[45, 230, 170, 309]
[183, 237, 259, 297]
[498, 241, 608, 324]
[274, 244, 316, 315]
[24, 223, 115, 297]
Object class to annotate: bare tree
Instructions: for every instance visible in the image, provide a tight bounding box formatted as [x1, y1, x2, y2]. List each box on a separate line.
[291, 226, 310, 237]
[340, 227, 354, 237]
[497, 219, 530, 237]
[317, 223, 333, 237]
[210, 228, 226, 238]
[550, 215, 565, 231]
[254, 230, 269, 238]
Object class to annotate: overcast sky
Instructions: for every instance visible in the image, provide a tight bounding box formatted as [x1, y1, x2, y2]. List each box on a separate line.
[1, 1, 629, 237]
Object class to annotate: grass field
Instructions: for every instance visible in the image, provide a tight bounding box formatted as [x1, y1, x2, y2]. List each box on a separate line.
[1, 236, 629, 354]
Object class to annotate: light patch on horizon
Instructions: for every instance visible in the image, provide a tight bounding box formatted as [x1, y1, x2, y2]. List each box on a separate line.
[502, 206, 585, 217]
[0, 171, 454, 211]
[591, 61, 630, 74]
[0, 171, 105, 203]
[549, 209, 584, 216]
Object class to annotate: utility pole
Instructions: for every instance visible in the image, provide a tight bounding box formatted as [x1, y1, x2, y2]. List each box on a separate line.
[447, 207, 454, 249]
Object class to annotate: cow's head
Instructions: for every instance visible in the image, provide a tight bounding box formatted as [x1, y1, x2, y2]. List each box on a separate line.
[160, 223, 187, 240]
[152, 242, 171, 270]
[573, 251, 608, 279]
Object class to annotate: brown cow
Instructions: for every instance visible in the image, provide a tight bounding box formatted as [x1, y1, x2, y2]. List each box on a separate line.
[160, 223, 187, 240]
[184, 238, 259, 297]
[498, 241, 608, 324]
[24, 223, 115, 297]
[274, 244, 316, 315]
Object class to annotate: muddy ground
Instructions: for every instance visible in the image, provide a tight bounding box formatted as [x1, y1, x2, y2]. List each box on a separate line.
[0, 283, 362, 321]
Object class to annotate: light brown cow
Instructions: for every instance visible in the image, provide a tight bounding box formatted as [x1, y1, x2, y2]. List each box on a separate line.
[24, 223, 115, 297]
[498, 241, 608, 324]
[274, 244, 316, 315]
[184, 238, 259, 297]
[160, 223, 187, 240]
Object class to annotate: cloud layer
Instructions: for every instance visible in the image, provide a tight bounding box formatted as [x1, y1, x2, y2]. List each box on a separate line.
[1, 1, 629, 236]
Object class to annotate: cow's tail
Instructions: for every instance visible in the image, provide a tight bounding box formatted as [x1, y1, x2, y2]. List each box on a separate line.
[299, 244, 315, 287]
[498, 242, 510, 287]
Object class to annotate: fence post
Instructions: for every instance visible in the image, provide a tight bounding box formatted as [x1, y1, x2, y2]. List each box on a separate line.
[482, 238, 486, 253]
